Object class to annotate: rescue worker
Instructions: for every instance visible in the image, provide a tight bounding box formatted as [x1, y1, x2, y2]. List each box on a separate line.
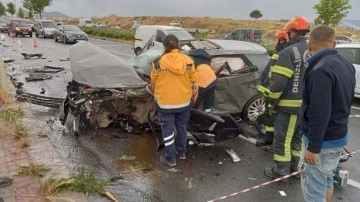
[150, 34, 198, 167]
[188, 49, 217, 112]
[256, 29, 288, 148]
[264, 16, 311, 179]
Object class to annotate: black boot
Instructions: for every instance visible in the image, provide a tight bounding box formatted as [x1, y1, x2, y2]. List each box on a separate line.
[256, 134, 273, 147]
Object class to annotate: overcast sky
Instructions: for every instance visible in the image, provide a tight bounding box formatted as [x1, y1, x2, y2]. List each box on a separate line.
[6, 0, 360, 21]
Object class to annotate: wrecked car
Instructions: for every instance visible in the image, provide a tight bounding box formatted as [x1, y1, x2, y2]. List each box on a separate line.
[59, 40, 268, 147]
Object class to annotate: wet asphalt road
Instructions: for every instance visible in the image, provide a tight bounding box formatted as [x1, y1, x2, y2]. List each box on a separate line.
[1, 34, 360, 202]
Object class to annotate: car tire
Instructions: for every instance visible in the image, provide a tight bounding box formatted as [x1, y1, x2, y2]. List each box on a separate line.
[54, 35, 58, 42]
[63, 36, 67, 44]
[242, 94, 265, 122]
[134, 47, 142, 56]
[43, 32, 46, 38]
[35, 32, 39, 37]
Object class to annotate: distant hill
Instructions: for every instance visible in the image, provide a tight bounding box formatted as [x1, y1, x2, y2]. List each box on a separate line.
[341, 20, 360, 30]
[34, 11, 71, 19]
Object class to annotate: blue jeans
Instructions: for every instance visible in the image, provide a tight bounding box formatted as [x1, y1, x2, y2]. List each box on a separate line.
[157, 111, 190, 161]
[299, 146, 342, 202]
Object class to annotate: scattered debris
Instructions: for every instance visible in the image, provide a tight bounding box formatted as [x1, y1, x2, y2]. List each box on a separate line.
[16, 90, 64, 108]
[59, 57, 70, 61]
[218, 162, 223, 165]
[248, 177, 257, 181]
[25, 73, 52, 82]
[40, 88, 45, 94]
[119, 155, 136, 160]
[110, 176, 124, 182]
[33, 65, 65, 73]
[21, 53, 44, 59]
[226, 149, 241, 162]
[185, 178, 193, 189]
[0, 58, 15, 63]
[279, 191, 287, 196]
[167, 168, 180, 173]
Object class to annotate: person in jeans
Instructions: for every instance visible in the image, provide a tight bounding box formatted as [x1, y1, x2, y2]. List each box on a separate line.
[151, 34, 198, 167]
[299, 25, 355, 202]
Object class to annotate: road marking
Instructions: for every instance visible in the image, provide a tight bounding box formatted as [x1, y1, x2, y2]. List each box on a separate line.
[108, 50, 134, 58]
[348, 179, 360, 189]
[97, 44, 125, 47]
[349, 115, 360, 118]
[239, 135, 257, 144]
[351, 106, 360, 110]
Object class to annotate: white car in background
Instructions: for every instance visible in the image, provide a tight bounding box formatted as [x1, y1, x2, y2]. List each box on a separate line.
[336, 43, 360, 97]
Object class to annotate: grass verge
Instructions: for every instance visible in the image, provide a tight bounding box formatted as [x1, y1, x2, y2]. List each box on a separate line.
[41, 167, 111, 200]
[81, 27, 135, 41]
[0, 107, 29, 148]
[17, 163, 51, 177]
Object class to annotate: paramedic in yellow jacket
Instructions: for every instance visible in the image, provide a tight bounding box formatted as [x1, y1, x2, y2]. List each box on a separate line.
[189, 49, 217, 112]
[150, 34, 198, 167]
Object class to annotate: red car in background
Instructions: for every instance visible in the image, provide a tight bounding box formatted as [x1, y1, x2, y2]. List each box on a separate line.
[7, 18, 32, 38]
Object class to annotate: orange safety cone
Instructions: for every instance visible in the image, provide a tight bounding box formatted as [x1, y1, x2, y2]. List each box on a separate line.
[33, 38, 38, 49]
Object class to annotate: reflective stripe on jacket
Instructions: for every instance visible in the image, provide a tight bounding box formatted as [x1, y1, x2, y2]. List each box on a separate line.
[195, 64, 217, 88]
[268, 39, 311, 114]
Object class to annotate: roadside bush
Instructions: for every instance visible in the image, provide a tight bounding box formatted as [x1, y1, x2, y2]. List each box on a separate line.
[81, 27, 134, 41]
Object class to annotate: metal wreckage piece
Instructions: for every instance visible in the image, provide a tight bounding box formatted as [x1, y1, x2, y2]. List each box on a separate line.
[16, 90, 64, 108]
[21, 53, 44, 59]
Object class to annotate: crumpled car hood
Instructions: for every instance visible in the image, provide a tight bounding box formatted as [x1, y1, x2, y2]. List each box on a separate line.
[70, 41, 147, 88]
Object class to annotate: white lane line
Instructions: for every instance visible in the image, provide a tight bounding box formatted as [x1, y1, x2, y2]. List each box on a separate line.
[351, 106, 360, 110]
[239, 135, 257, 144]
[348, 179, 360, 189]
[349, 115, 360, 118]
[97, 44, 124, 47]
[108, 50, 134, 58]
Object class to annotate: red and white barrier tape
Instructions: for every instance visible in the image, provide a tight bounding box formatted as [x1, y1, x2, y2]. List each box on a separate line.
[206, 170, 301, 202]
[207, 149, 360, 202]
[342, 149, 360, 158]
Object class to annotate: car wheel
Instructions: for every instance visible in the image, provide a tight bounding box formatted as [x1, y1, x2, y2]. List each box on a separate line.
[43, 32, 46, 38]
[29, 33, 32, 38]
[54, 35, 58, 42]
[35, 32, 39, 37]
[134, 47, 142, 56]
[243, 94, 265, 122]
[63, 36, 67, 44]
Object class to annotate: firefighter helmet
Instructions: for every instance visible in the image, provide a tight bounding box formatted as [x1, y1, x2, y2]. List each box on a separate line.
[275, 29, 287, 39]
[284, 16, 310, 33]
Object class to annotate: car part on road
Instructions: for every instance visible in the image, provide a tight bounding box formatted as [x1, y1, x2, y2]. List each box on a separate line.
[16, 90, 63, 108]
[25, 73, 52, 82]
[33, 65, 65, 73]
[21, 53, 44, 59]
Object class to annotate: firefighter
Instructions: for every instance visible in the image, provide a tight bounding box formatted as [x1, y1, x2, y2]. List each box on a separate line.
[256, 29, 288, 148]
[188, 49, 217, 112]
[263, 16, 311, 179]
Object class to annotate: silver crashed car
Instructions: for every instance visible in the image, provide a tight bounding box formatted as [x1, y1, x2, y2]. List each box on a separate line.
[59, 40, 268, 147]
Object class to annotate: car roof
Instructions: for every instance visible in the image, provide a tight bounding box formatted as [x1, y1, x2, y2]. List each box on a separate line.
[138, 25, 185, 30]
[336, 43, 360, 48]
[205, 39, 267, 55]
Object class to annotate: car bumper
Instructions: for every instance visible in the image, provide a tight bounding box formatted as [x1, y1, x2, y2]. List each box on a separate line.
[16, 31, 31, 35]
[66, 36, 88, 42]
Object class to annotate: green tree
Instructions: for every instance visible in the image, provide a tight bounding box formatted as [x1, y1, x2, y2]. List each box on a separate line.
[18, 8, 25, 18]
[28, 9, 34, 19]
[23, 0, 53, 19]
[250, 9, 263, 20]
[6, 2, 16, 16]
[314, 0, 352, 26]
[0, 3, 6, 17]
